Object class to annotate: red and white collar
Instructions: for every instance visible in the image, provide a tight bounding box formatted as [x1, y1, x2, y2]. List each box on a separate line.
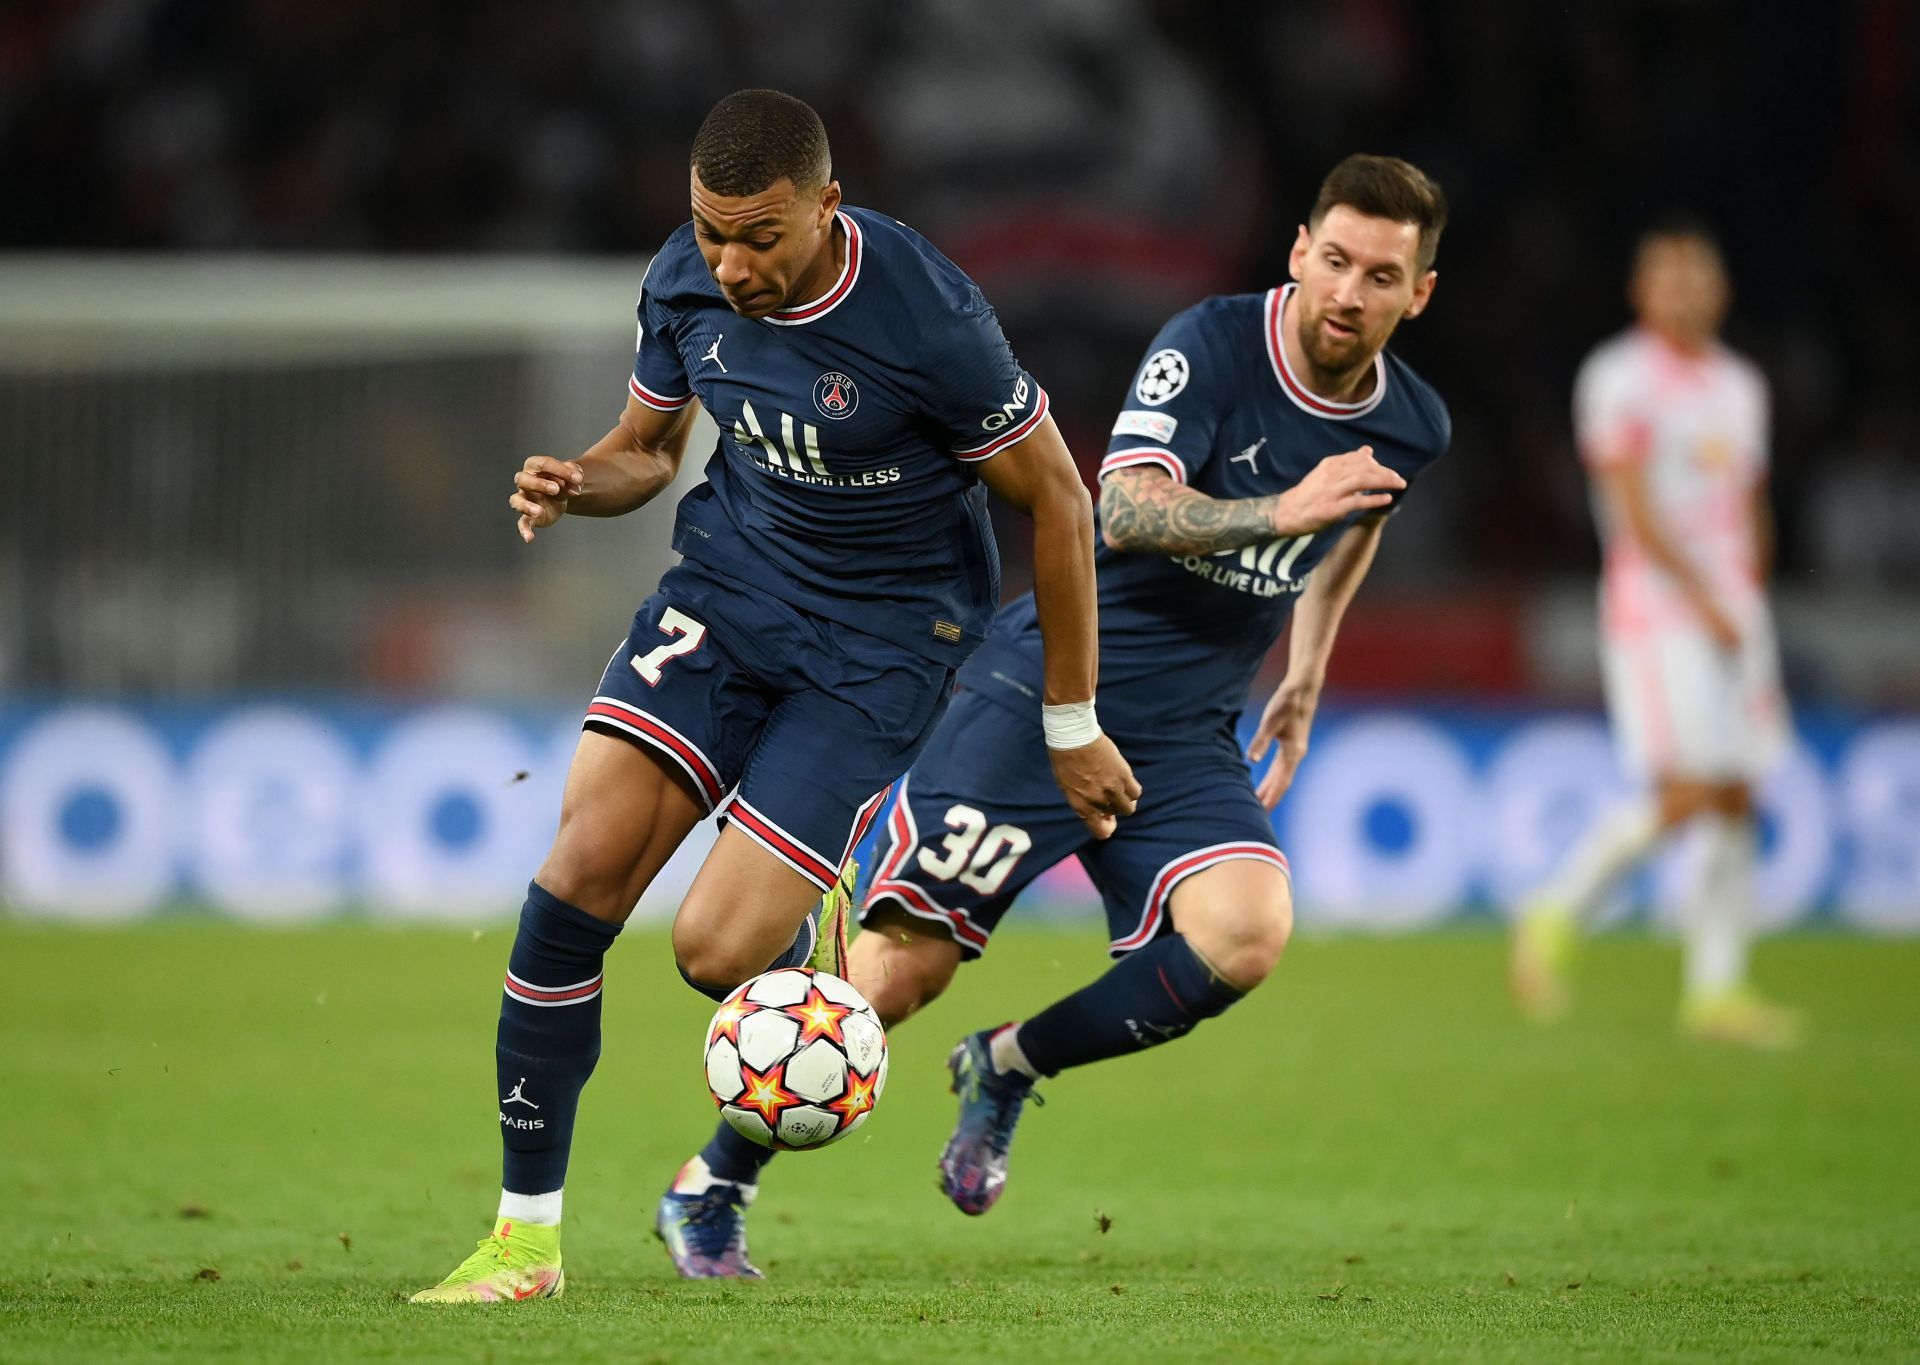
[765, 211, 862, 326]
[1265, 283, 1388, 420]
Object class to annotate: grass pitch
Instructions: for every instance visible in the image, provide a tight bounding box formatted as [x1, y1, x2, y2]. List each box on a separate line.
[2, 920, 1916, 1363]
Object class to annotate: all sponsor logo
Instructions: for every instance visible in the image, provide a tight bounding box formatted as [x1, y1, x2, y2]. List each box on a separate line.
[813, 371, 859, 420]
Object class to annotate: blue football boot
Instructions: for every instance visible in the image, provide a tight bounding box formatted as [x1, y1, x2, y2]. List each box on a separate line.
[654, 1158, 763, 1279]
[938, 1028, 1041, 1216]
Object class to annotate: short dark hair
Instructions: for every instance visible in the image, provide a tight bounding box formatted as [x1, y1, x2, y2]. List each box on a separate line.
[1309, 154, 1448, 271]
[690, 89, 831, 197]
[1635, 208, 1722, 259]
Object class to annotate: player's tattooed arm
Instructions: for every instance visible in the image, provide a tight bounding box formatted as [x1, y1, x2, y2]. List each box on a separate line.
[1099, 467, 1284, 555]
[1100, 446, 1406, 556]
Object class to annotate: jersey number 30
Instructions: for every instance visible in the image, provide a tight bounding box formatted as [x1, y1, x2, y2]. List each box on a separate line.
[918, 804, 1033, 896]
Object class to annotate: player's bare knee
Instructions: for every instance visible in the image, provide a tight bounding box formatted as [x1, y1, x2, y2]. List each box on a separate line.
[670, 926, 768, 996]
[1185, 894, 1292, 990]
[532, 848, 634, 924]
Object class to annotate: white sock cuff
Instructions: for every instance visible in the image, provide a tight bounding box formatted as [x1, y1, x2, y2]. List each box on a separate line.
[498, 1189, 563, 1225]
[989, 1022, 1039, 1080]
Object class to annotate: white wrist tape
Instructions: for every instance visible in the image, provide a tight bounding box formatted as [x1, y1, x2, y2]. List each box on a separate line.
[1041, 700, 1101, 750]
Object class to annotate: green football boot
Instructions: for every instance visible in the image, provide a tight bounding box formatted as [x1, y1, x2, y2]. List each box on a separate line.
[409, 1217, 563, 1304]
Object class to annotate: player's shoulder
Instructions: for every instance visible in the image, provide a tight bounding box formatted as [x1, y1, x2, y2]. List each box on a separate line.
[638, 222, 716, 306]
[1578, 327, 1647, 378]
[1162, 291, 1266, 346]
[1141, 291, 1265, 383]
[844, 206, 992, 317]
[1379, 347, 1451, 455]
[1713, 341, 1769, 397]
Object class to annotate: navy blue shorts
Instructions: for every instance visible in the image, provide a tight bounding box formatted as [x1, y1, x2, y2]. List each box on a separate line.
[584, 563, 954, 892]
[862, 688, 1288, 958]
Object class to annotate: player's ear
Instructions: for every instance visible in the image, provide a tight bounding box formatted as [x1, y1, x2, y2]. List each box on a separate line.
[1404, 269, 1437, 319]
[818, 179, 841, 225]
[1287, 225, 1311, 281]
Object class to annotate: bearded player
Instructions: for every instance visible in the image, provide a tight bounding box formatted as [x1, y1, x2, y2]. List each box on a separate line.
[1511, 217, 1798, 1047]
[658, 154, 1451, 1275]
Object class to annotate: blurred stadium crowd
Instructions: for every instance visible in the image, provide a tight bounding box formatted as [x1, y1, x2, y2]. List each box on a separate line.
[1, 0, 1915, 701]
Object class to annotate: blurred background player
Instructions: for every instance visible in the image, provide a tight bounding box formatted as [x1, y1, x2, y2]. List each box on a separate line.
[412, 89, 1137, 1304]
[1510, 217, 1799, 1048]
[659, 155, 1450, 1272]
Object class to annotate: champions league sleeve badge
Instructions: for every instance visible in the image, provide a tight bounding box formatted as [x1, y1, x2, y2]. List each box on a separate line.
[1134, 349, 1190, 406]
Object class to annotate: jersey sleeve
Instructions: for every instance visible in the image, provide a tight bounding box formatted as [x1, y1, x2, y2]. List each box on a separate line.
[922, 294, 1050, 462]
[628, 262, 693, 413]
[1100, 307, 1229, 485]
[1572, 347, 1650, 470]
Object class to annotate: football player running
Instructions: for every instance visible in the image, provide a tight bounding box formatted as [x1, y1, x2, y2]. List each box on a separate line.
[411, 89, 1136, 1304]
[661, 154, 1451, 1272]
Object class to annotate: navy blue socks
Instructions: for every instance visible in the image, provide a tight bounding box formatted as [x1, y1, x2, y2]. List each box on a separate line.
[496, 882, 621, 1196]
[699, 1119, 780, 1185]
[1014, 934, 1244, 1077]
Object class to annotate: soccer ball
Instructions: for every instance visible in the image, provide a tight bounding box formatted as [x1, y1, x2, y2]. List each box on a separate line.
[702, 967, 888, 1150]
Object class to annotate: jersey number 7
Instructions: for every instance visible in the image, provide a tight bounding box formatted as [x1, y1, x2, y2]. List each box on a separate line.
[632, 608, 707, 686]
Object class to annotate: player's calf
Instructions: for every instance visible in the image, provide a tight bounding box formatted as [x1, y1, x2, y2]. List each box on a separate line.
[849, 907, 964, 1027]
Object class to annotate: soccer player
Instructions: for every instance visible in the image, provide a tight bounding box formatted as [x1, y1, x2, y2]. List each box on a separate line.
[1511, 217, 1797, 1047]
[410, 89, 1138, 1303]
[660, 154, 1451, 1273]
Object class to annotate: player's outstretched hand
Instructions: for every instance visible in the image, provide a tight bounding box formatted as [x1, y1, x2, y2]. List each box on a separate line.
[1246, 677, 1320, 810]
[1048, 735, 1142, 840]
[510, 456, 585, 543]
[1272, 445, 1406, 536]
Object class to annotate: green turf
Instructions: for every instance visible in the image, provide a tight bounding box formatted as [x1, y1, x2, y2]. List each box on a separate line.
[2, 921, 1916, 1363]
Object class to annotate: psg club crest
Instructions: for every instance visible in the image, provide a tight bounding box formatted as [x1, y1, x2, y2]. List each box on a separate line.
[813, 371, 859, 420]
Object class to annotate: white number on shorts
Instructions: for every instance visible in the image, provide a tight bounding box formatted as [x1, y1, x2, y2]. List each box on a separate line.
[631, 607, 707, 686]
[917, 804, 1034, 897]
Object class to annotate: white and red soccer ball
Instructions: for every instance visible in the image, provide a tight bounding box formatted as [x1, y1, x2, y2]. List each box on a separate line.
[702, 967, 889, 1150]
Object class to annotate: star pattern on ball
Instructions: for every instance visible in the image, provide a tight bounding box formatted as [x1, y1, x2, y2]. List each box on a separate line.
[733, 1061, 802, 1126]
[829, 1067, 878, 1120]
[791, 987, 852, 1046]
[708, 994, 755, 1046]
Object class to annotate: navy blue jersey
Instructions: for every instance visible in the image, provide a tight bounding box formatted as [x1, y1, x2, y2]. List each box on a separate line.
[629, 207, 1047, 666]
[961, 284, 1450, 739]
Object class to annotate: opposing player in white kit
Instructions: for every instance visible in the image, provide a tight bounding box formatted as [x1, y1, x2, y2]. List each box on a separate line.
[1512, 217, 1800, 1047]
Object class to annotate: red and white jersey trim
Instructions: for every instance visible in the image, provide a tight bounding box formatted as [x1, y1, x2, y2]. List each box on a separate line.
[865, 777, 993, 951]
[838, 785, 893, 878]
[1111, 841, 1291, 955]
[952, 387, 1051, 462]
[765, 211, 863, 326]
[629, 373, 693, 412]
[583, 696, 724, 810]
[1099, 447, 1188, 484]
[504, 968, 605, 1008]
[721, 794, 840, 891]
[1265, 284, 1387, 421]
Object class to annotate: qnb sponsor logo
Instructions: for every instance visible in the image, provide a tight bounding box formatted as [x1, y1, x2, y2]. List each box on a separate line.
[1171, 534, 1316, 597]
[980, 377, 1031, 432]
